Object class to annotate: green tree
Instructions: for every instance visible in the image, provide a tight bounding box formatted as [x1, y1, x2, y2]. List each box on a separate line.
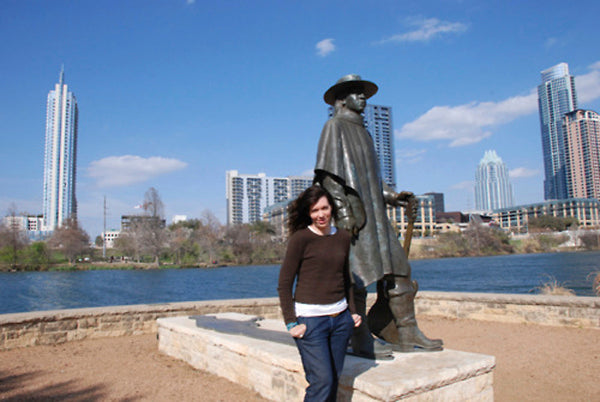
[23, 242, 51, 270]
[0, 205, 29, 269]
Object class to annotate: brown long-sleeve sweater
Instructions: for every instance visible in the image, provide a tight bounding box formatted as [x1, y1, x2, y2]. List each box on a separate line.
[277, 227, 356, 324]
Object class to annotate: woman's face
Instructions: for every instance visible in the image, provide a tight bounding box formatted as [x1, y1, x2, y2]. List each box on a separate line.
[309, 195, 332, 231]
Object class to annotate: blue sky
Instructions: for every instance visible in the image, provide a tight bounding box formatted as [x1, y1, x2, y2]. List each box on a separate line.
[2, 0, 600, 238]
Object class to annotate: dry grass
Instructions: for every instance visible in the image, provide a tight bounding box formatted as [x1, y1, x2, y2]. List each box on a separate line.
[535, 275, 576, 296]
[589, 271, 600, 296]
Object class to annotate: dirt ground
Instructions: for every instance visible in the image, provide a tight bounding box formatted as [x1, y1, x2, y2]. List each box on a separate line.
[1, 316, 598, 401]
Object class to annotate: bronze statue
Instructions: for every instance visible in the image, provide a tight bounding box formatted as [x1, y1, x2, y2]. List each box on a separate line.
[314, 74, 443, 357]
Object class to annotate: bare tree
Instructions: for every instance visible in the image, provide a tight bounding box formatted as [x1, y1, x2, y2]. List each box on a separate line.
[48, 217, 90, 264]
[139, 187, 167, 266]
[168, 225, 197, 265]
[197, 210, 224, 265]
[114, 231, 141, 262]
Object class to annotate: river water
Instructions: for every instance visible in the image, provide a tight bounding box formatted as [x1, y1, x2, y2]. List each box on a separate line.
[1, 251, 598, 314]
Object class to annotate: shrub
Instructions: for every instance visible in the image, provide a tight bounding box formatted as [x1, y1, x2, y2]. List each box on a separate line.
[579, 232, 600, 250]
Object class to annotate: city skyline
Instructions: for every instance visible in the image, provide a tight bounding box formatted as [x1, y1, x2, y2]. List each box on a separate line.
[2, 1, 600, 237]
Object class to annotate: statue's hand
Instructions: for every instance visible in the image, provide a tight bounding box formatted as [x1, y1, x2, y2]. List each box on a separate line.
[396, 191, 414, 203]
[395, 192, 418, 222]
[337, 215, 359, 236]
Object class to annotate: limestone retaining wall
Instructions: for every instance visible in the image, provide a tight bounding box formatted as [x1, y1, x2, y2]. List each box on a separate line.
[1, 292, 598, 351]
[415, 292, 599, 328]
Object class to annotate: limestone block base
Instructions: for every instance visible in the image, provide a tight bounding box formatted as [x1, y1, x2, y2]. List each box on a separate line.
[157, 314, 495, 401]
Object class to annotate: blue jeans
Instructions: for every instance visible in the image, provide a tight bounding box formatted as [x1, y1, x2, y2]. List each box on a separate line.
[294, 310, 355, 402]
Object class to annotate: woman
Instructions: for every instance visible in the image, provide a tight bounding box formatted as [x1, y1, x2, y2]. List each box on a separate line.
[277, 185, 362, 402]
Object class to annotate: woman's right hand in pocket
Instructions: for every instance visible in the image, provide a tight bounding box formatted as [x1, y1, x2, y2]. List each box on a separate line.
[290, 323, 307, 338]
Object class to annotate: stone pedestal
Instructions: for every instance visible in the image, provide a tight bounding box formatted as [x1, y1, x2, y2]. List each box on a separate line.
[157, 313, 495, 401]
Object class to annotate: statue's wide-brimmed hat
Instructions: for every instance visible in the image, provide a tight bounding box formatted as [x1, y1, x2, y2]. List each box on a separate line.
[323, 74, 378, 105]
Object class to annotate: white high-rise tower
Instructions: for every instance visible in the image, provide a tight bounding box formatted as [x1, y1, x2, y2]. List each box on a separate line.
[475, 150, 514, 211]
[42, 67, 78, 231]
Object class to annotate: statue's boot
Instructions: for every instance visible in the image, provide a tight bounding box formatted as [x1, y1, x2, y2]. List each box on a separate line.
[348, 287, 393, 360]
[385, 277, 443, 352]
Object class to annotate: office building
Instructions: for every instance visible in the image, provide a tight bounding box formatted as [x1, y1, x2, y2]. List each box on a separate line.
[329, 104, 396, 189]
[388, 194, 436, 238]
[102, 229, 121, 249]
[424, 192, 445, 214]
[491, 198, 600, 233]
[564, 109, 600, 200]
[42, 67, 79, 231]
[537, 62, 578, 200]
[475, 150, 514, 211]
[2, 214, 50, 241]
[226, 170, 312, 225]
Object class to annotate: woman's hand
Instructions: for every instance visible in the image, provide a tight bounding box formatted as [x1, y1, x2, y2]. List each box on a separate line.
[351, 313, 362, 328]
[289, 323, 307, 338]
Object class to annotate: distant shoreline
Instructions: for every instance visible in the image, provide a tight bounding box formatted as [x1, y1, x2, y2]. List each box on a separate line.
[1, 247, 595, 273]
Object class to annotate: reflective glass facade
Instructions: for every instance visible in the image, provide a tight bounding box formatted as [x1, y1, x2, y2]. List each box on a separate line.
[537, 63, 578, 200]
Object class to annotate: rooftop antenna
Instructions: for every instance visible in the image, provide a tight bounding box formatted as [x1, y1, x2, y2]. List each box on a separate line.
[103, 196, 107, 259]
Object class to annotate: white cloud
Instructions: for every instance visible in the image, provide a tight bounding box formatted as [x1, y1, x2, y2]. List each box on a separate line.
[397, 148, 426, 164]
[509, 167, 540, 179]
[576, 61, 600, 103]
[378, 17, 467, 44]
[316, 38, 335, 57]
[88, 155, 188, 187]
[397, 90, 538, 147]
[450, 180, 474, 190]
[544, 37, 558, 49]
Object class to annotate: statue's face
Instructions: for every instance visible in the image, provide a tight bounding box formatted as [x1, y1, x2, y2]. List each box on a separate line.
[344, 91, 366, 113]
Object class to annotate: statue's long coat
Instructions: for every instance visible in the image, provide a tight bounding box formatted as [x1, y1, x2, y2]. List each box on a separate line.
[315, 112, 411, 287]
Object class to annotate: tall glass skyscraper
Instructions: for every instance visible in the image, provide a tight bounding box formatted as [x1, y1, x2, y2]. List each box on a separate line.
[475, 150, 514, 211]
[328, 104, 396, 189]
[537, 62, 578, 200]
[42, 68, 78, 231]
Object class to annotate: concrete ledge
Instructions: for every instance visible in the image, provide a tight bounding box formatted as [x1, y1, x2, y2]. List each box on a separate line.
[1, 291, 598, 350]
[416, 292, 600, 328]
[158, 314, 495, 401]
[0, 298, 280, 351]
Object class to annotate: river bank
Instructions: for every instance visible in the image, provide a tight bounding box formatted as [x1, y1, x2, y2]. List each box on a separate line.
[2, 245, 598, 273]
[1, 316, 598, 401]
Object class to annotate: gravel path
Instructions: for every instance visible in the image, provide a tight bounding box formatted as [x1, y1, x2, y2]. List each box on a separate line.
[1, 316, 598, 401]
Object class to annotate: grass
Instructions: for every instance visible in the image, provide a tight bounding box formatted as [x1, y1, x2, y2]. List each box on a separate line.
[534, 275, 576, 296]
[588, 271, 600, 296]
